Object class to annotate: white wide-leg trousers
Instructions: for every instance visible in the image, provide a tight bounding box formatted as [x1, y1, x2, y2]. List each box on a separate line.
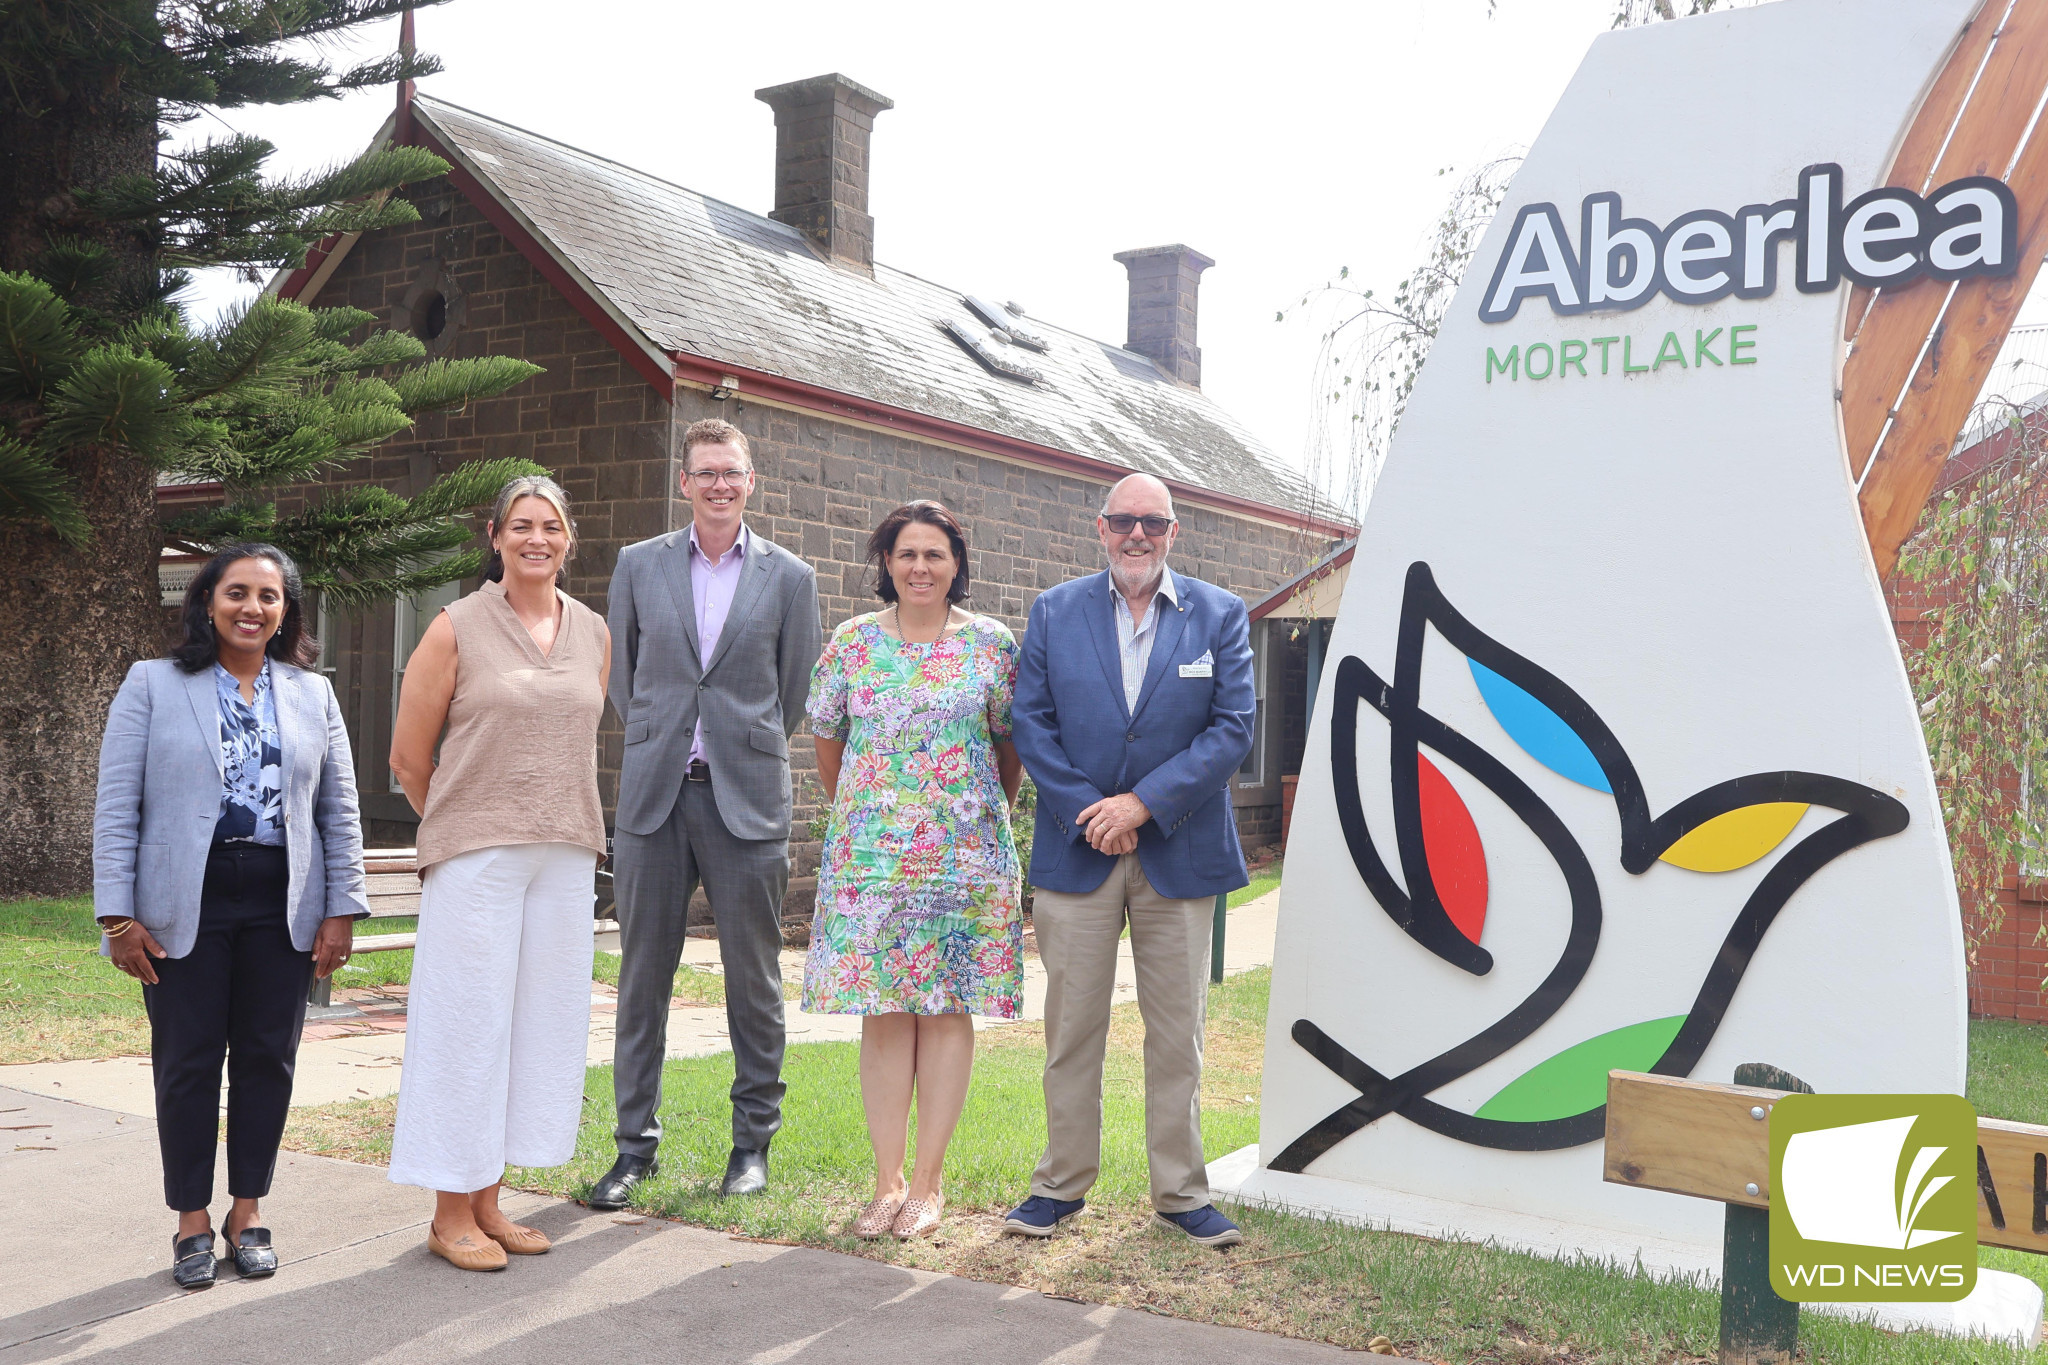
[389, 841, 597, 1192]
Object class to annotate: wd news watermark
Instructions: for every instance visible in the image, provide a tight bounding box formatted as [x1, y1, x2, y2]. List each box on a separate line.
[1768, 1094, 1978, 1303]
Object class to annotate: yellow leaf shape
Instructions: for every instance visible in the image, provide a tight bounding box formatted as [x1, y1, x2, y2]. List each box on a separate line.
[1659, 802, 1810, 873]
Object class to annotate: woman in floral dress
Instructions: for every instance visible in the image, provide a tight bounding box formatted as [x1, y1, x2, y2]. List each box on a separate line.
[805, 501, 1023, 1241]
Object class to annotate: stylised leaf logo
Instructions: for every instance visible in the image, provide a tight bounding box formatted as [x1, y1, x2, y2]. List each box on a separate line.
[1417, 753, 1488, 945]
[1271, 563, 1908, 1172]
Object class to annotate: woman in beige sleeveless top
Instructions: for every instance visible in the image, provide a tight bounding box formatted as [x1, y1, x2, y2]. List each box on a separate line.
[386, 476, 610, 1272]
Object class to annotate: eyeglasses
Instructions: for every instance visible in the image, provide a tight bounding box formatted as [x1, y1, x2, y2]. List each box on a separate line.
[687, 468, 752, 487]
[1101, 513, 1176, 537]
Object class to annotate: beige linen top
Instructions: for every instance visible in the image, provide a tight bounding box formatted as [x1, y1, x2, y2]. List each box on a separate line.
[415, 579, 607, 872]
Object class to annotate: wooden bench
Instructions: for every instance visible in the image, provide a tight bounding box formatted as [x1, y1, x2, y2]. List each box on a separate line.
[307, 846, 615, 1012]
[1604, 1066, 2048, 1364]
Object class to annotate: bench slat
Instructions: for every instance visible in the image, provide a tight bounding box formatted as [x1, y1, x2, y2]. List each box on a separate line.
[364, 872, 420, 895]
[364, 895, 421, 917]
[363, 847, 418, 875]
[346, 919, 612, 957]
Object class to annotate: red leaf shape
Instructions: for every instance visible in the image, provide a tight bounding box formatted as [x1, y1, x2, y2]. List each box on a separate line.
[1418, 752, 1489, 944]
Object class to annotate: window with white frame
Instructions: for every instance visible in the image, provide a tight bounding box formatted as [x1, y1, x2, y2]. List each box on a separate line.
[1238, 620, 1267, 787]
[390, 580, 462, 792]
[313, 594, 338, 678]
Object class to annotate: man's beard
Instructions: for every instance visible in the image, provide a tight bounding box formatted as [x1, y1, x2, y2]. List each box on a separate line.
[1109, 546, 1167, 596]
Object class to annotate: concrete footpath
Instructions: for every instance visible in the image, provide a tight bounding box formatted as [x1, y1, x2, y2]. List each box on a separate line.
[0, 1081, 1372, 1363]
[0, 893, 1282, 1119]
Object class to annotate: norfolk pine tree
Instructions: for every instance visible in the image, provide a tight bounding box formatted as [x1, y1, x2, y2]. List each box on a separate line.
[0, 3, 544, 896]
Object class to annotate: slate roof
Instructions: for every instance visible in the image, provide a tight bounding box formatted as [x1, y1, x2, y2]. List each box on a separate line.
[409, 96, 1328, 519]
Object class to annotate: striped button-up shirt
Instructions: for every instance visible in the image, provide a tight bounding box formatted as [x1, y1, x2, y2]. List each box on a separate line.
[1111, 572, 1178, 713]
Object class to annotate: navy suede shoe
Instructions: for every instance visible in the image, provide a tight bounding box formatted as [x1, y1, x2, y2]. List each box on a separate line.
[1153, 1204, 1243, 1247]
[1002, 1195, 1086, 1237]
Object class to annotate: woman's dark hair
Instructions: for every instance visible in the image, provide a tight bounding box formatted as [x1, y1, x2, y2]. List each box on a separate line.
[171, 543, 319, 674]
[867, 500, 971, 605]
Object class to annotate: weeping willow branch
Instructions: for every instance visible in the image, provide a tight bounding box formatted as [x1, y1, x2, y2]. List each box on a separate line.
[1897, 395, 2048, 976]
[1281, 156, 1520, 528]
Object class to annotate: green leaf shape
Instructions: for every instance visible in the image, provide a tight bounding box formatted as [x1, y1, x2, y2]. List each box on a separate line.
[1474, 1015, 1687, 1124]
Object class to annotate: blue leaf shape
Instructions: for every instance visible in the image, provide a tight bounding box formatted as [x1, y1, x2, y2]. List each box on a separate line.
[1468, 659, 1610, 793]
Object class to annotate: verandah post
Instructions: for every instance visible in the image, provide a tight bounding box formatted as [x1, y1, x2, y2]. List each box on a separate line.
[1211, 892, 1227, 984]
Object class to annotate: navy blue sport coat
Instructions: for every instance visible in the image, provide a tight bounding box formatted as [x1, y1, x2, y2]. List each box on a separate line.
[1013, 568, 1255, 900]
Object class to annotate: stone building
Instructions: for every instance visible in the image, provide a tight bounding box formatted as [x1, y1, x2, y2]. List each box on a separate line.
[259, 75, 1354, 918]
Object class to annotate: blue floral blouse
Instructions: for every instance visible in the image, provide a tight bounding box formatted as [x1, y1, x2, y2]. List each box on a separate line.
[213, 662, 285, 847]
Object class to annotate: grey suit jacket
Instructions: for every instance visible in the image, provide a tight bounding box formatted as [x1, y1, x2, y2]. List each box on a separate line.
[93, 658, 369, 958]
[608, 526, 822, 841]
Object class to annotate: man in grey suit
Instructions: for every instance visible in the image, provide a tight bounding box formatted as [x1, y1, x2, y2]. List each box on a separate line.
[591, 417, 822, 1206]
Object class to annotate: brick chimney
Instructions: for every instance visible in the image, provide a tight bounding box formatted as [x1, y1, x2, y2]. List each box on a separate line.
[755, 74, 894, 273]
[1113, 244, 1214, 387]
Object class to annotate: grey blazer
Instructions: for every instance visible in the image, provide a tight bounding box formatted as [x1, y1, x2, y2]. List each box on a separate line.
[93, 658, 369, 958]
[608, 526, 821, 840]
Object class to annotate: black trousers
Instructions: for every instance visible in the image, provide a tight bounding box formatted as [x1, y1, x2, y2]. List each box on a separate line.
[142, 844, 312, 1211]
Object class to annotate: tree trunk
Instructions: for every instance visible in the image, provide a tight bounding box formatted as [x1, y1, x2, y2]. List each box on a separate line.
[0, 93, 163, 898]
[0, 450, 164, 897]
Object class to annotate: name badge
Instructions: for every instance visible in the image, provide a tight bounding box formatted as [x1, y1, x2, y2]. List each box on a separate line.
[1179, 662, 1213, 678]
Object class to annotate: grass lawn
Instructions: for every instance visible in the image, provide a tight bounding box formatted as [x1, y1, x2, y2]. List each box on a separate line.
[0, 897, 151, 1063]
[0, 896, 783, 1062]
[280, 964, 2048, 1364]
[1230, 864, 1282, 909]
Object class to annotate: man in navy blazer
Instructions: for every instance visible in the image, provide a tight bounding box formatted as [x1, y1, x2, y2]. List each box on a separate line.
[1004, 473, 1254, 1247]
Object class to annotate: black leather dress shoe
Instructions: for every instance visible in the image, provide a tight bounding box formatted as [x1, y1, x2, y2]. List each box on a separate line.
[721, 1147, 768, 1197]
[587, 1154, 659, 1211]
[171, 1231, 216, 1290]
[220, 1225, 278, 1278]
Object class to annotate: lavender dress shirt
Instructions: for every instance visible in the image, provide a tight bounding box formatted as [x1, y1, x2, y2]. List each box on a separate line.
[688, 521, 751, 764]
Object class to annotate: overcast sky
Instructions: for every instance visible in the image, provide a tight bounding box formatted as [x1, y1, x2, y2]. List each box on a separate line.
[190, 0, 2040, 495]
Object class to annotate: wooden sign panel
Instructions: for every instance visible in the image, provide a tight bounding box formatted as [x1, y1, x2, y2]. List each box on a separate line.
[1605, 1070, 2048, 1257]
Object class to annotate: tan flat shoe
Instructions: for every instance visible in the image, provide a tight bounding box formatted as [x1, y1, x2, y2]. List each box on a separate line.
[852, 1192, 907, 1240]
[428, 1226, 508, 1271]
[484, 1224, 551, 1255]
[893, 1193, 943, 1239]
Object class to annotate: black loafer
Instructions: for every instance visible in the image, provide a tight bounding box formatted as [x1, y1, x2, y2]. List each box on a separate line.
[587, 1154, 659, 1211]
[721, 1146, 768, 1197]
[172, 1231, 216, 1290]
[221, 1225, 278, 1278]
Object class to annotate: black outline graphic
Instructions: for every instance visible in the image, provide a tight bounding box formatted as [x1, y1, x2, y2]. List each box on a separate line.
[1270, 562, 1908, 1171]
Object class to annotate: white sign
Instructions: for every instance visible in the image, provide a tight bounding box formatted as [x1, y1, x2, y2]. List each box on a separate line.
[1238, 0, 1984, 1276]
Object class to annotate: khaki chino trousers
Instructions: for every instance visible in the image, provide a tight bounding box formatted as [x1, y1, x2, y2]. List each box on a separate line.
[1029, 852, 1212, 1213]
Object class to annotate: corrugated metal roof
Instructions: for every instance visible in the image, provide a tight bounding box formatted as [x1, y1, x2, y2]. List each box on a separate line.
[412, 96, 1325, 517]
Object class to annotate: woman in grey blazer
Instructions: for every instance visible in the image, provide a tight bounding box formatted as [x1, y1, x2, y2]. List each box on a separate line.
[93, 544, 367, 1291]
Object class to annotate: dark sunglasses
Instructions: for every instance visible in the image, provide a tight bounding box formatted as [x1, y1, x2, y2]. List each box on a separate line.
[1102, 513, 1176, 537]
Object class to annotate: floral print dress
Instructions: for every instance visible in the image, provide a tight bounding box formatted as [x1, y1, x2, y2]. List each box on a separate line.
[802, 614, 1024, 1017]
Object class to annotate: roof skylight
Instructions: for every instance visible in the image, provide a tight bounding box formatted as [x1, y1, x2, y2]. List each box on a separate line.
[964, 295, 1050, 352]
[939, 318, 1044, 383]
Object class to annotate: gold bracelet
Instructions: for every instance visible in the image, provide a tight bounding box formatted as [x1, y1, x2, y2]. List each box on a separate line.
[100, 918, 135, 939]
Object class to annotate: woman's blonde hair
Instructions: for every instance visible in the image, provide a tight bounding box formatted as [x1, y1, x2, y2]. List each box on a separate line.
[484, 474, 577, 584]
